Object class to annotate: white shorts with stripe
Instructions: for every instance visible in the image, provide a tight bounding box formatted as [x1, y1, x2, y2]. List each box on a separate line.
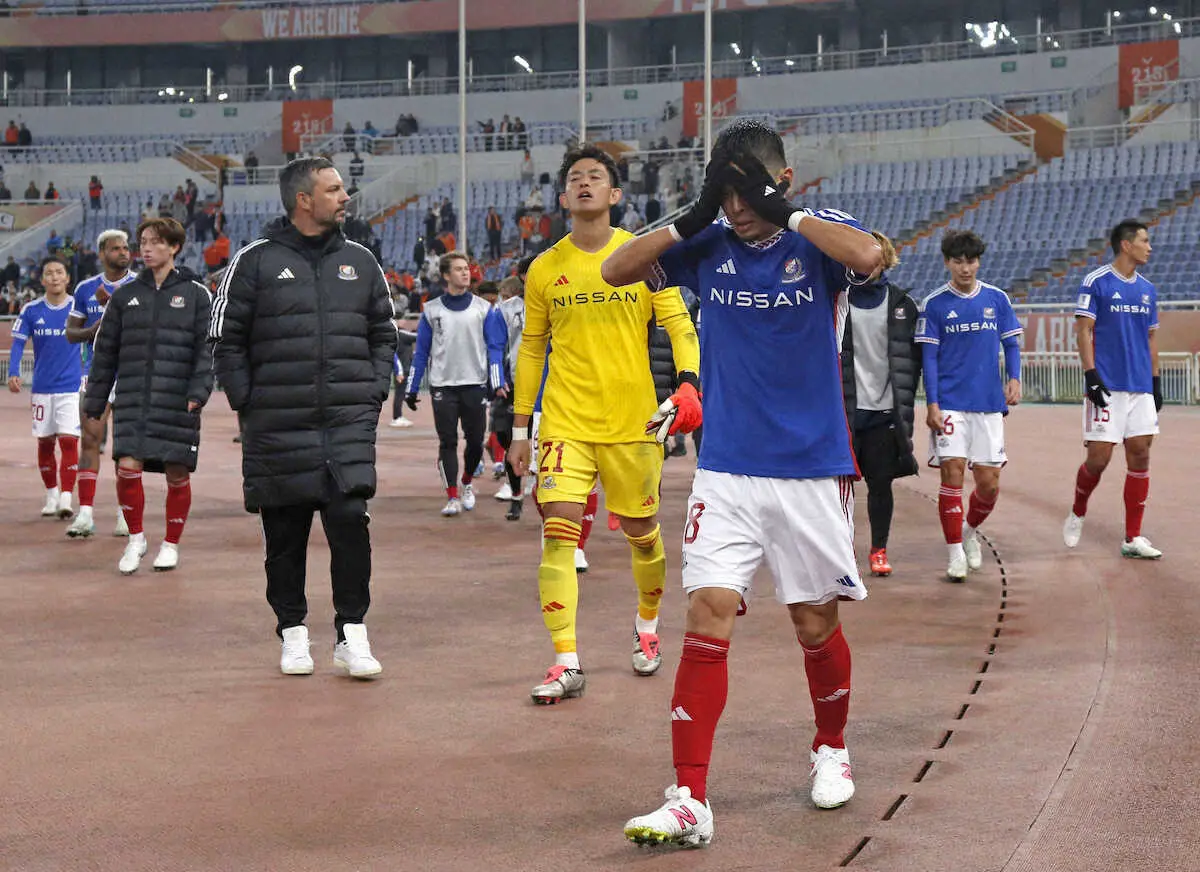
[30, 392, 80, 438]
[681, 469, 866, 606]
[927, 409, 1007, 468]
[1083, 392, 1158, 443]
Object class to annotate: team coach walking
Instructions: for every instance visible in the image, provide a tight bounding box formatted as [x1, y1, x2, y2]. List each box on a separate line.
[209, 157, 398, 679]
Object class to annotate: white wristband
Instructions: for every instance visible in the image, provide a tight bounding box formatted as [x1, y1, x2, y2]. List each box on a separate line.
[786, 211, 807, 233]
[666, 223, 684, 243]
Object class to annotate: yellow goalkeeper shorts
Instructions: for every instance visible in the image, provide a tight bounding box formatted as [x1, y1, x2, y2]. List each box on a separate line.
[535, 435, 663, 519]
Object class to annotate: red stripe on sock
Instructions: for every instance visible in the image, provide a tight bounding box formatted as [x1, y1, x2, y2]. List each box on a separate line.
[78, 470, 98, 508]
[672, 633, 730, 804]
[115, 469, 144, 535]
[965, 488, 998, 529]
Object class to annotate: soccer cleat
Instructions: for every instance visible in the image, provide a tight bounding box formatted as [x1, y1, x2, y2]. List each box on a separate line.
[1121, 536, 1163, 560]
[492, 461, 505, 479]
[152, 542, 179, 572]
[869, 548, 892, 577]
[118, 534, 148, 575]
[575, 548, 589, 573]
[113, 511, 129, 537]
[506, 499, 523, 521]
[56, 491, 75, 520]
[41, 488, 60, 517]
[494, 481, 514, 501]
[962, 527, 984, 571]
[441, 498, 462, 517]
[388, 416, 413, 429]
[531, 664, 586, 704]
[1063, 513, 1084, 548]
[280, 626, 314, 675]
[66, 509, 95, 538]
[333, 623, 382, 678]
[810, 745, 855, 809]
[946, 548, 968, 582]
[624, 785, 714, 847]
[632, 628, 663, 676]
[461, 484, 477, 511]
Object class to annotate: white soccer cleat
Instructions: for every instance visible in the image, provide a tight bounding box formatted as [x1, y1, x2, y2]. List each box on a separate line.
[388, 416, 413, 429]
[810, 744, 855, 809]
[632, 627, 663, 676]
[56, 490, 75, 520]
[41, 488, 60, 517]
[333, 623, 382, 678]
[574, 548, 589, 573]
[494, 481, 514, 501]
[280, 626, 314, 675]
[1121, 536, 1163, 560]
[152, 542, 179, 572]
[962, 526, 983, 571]
[531, 664, 586, 704]
[119, 534, 148, 575]
[441, 498, 462, 517]
[1063, 513, 1085, 548]
[66, 508, 95, 538]
[113, 511, 129, 537]
[461, 483, 477, 511]
[946, 545, 968, 582]
[624, 785, 714, 847]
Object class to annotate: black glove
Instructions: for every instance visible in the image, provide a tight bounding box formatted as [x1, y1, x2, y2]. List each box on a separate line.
[404, 393, 419, 411]
[725, 150, 797, 230]
[672, 147, 734, 239]
[1152, 375, 1163, 412]
[1084, 368, 1110, 409]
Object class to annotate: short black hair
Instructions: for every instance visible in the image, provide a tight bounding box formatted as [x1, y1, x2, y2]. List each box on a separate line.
[1110, 219, 1148, 255]
[557, 144, 619, 190]
[39, 256, 68, 275]
[516, 254, 537, 279]
[941, 229, 987, 261]
[714, 118, 786, 171]
[279, 156, 336, 217]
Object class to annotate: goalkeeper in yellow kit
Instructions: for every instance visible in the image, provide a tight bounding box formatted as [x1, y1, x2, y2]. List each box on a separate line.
[508, 144, 702, 704]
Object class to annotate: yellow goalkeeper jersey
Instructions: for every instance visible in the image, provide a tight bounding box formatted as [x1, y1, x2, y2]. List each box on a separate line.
[514, 228, 699, 444]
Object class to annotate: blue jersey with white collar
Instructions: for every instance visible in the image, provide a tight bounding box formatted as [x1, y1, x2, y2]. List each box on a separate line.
[71, 270, 137, 375]
[651, 210, 867, 480]
[8, 296, 82, 393]
[1074, 265, 1157, 393]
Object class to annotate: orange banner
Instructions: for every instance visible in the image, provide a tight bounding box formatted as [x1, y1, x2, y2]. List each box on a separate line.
[681, 79, 738, 138]
[0, 204, 67, 232]
[1118, 39, 1179, 108]
[282, 100, 334, 153]
[1019, 310, 1200, 355]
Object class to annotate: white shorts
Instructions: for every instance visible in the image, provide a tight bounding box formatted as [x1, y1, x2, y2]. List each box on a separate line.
[31, 392, 80, 438]
[681, 469, 867, 606]
[928, 410, 1006, 468]
[1083, 391, 1158, 443]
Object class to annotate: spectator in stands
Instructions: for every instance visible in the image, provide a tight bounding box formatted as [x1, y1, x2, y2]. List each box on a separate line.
[513, 117, 527, 151]
[644, 160, 660, 198]
[23, 180, 39, 200]
[645, 195, 662, 225]
[245, 150, 260, 184]
[424, 206, 437, 241]
[0, 181, 11, 202]
[412, 237, 425, 273]
[363, 120, 379, 139]
[192, 205, 214, 245]
[499, 115, 511, 150]
[518, 211, 535, 256]
[439, 198, 456, 235]
[170, 192, 187, 225]
[620, 202, 640, 233]
[520, 149, 535, 184]
[185, 179, 199, 224]
[44, 182, 59, 201]
[395, 114, 417, 137]
[548, 206, 567, 246]
[480, 118, 496, 151]
[17, 122, 30, 149]
[350, 151, 365, 185]
[88, 176, 103, 210]
[486, 206, 503, 261]
[157, 193, 172, 217]
[4, 121, 16, 149]
[141, 199, 156, 222]
[2, 256, 19, 288]
[46, 228, 62, 254]
[77, 243, 97, 281]
[524, 186, 543, 213]
[342, 121, 356, 152]
[203, 231, 230, 272]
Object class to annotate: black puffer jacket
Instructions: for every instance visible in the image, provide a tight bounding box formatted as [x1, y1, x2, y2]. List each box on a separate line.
[648, 290, 701, 403]
[83, 268, 214, 473]
[209, 218, 397, 511]
[840, 280, 922, 478]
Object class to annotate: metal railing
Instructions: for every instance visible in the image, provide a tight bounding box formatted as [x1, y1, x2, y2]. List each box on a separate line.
[1022, 351, 1195, 404]
[1066, 117, 1200, 149]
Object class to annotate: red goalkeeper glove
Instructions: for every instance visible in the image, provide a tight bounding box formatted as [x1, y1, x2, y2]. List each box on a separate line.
[645, 378, 703, 443]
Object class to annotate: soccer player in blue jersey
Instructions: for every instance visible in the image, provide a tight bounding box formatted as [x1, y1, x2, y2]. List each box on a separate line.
[602, 119, 882, 846]
[916, 230, 1022, 581]
[64, 229, 137, 537]
[1063, 220, 1162, 559]
[7, 258, 83, 519]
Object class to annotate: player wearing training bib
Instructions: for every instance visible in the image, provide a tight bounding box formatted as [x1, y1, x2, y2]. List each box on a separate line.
[1063, 220, 1163, 559]
[603, 120, 884, 846]
[508, 144, 701, 706]
[916, 230, 1022, 582]
[7, 258, 83, 520]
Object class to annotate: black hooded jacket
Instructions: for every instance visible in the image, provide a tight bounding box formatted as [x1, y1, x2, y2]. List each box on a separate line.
[209, 218, 397, 511]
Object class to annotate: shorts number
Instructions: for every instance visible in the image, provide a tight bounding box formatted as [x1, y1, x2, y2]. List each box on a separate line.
[32, 404, 45, 422]
[1091, 406, 1110, 424]
[942, 414, 954, 435]
[538, 440, 564, 474]
[683, 501, 706, 545]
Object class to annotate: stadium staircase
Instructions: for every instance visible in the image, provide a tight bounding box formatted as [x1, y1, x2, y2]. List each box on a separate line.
[897, 159, 1040, 250]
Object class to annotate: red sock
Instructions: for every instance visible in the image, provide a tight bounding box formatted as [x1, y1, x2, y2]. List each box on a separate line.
[1124, 469, 1150, 540]
[966, 488, 998, 529]
[165, 477, 191, 544]
[938, 485, 964, 544]
[578, 488, 598, 550]
[803, 625, 852, 751]
[116, 469, 145, 535]
[1073, 463, 1102, 517]
[57, 435, 79, 495]
[487, 432, 505, 464]
[672, 633, 730, 804]
[446, 485, 459, 499]
[78, 469, 98, 508]
[37, 437, 57, 489]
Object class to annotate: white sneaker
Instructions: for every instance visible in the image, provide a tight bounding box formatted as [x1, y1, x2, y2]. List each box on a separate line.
[963, 526, 983, 571]
[810, 744, 855, 809]
[946, 544, 968, 582]
[388, 416, 413, 428]
[523, 479, 535, 497]
[574, 548, 589, 573]
[152, 542, 179, 572]
[333, 623, 382, 678]
[1121, 536, 1163, 560]
[41, 488, 60, 517]
[119, 534, 148, 575]
[441, 498, 462, 517]
[1063, 513, 1085, 548]
[494, 481, 514, 501]
[113, 511, 129, 537]
[280, 626, 314, 675]
[461, 483, 477, 511]
[624, 785, 714, 847]
[56, 490, 75, 520]
[66, 507, 95, 538]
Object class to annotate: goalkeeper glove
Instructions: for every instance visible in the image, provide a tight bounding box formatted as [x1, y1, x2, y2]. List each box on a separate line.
[404, 392, 419, 411]
[645, 376, 702, 443]
[1083, 369, 1110, 409]
[1152, 375, 1163, 412]
[726, 150, 799, 231]
[671, 147, 734, 240]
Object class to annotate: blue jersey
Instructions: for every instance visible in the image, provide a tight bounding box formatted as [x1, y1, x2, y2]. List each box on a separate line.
[651, 212, 866, 479]
[1074, 265, 1157, 393]
[71, 271, 137, 375]
[8, 296, 82, 394]
[916, 281, 1022, 413]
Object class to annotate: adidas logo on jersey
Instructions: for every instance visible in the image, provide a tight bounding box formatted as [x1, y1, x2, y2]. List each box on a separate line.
[1112, 291, 1122, 300]
[716, 259, 737, 275]
[35, 317, 45, 325]
[127, 298, 140, 307]
[554, 275, 570, 286]
[946, 310, 959, 319]
[670, 705, 693, 721]
[277, 267, 296, 280]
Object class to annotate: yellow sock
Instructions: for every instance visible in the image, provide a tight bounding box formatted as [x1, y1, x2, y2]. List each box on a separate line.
[626, 524, 665, 622]
[540, 518, 582, 654]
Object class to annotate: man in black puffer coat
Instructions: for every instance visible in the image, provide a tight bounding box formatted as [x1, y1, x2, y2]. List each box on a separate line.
[209, 157, 397, 680]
